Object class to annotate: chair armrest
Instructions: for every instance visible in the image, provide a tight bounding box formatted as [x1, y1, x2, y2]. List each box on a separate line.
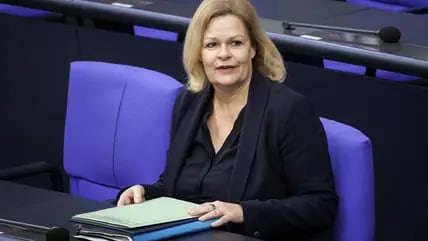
[0, 161, 64, 192]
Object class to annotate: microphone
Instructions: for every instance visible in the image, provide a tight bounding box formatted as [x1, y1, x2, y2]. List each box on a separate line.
[0, 218, 69, 241]
[282, 20, 401, 43]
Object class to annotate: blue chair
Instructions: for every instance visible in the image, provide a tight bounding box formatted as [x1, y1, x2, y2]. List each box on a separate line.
[347, 0, 407, 11]
[320, 118, 375, 241]
[133, 26, 178, 41]
[63, 61, 374, 240]
[63, 61, 182, 201]
[0, 3, 57, 18]
[347, 0, 428, 13]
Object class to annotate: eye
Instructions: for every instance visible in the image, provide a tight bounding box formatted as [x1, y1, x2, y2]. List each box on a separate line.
[231, 40, 243, 46]
[205, 42, 217, 48]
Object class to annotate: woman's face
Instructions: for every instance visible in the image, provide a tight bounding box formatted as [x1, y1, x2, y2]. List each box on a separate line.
[201, 14, 255, 90]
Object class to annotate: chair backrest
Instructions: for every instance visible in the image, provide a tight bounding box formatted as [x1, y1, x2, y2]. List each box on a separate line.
[383, 0, 428, 8]
[320, 118, 375, 241]
[348, 0, 428, 10]
[0, 3, 54, 17]
[63, 62, 374, 239]
[64, 61, 182, 201]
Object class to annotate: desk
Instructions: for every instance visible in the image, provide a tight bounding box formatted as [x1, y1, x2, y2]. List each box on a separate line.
[318, 8, 428, 46]
[0, 181, 260, 241]
[3, 0, 428, 77]
[251, 0, 369, 20]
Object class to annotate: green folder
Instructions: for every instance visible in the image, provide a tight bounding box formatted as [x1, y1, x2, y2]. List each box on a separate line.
[72, 197, 199, 228]
[71, 197, 217, 241]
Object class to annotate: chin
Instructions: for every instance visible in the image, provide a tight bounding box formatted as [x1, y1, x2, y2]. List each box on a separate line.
[212, 78, 239, 86]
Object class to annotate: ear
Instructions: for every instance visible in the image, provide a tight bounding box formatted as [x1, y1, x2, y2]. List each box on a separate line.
[251, 47, 256, 59]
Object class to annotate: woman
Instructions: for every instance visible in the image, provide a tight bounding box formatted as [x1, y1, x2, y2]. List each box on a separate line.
[117, 0, 337, 240]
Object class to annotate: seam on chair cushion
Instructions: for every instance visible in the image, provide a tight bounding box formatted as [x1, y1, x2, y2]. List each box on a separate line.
[112, 76, 129, 187]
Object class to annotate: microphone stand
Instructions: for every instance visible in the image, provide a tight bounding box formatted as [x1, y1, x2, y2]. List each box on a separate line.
[282, 21, 376, 35]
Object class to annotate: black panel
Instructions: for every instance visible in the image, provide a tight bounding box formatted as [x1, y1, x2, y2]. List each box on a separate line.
[0, 15, 9, 164]
[77, 27, 186, 82]
[0, 14, 79, 187]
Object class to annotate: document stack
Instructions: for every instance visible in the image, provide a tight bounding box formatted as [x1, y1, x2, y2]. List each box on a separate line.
[71, 197, 216, 241]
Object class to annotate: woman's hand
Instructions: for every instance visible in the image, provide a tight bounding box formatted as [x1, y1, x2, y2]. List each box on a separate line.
[188, 201, 244, 227]
[117, 185, 145, 206]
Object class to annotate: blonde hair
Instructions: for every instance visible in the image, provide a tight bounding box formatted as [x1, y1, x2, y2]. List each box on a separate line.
[183, 0, 286, 93]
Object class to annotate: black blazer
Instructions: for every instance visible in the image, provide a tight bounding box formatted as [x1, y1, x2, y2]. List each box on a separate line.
[142, 73, 337, 241]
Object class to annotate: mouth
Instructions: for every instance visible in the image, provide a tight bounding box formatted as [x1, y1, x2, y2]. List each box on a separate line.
[216, 65, 237, 70]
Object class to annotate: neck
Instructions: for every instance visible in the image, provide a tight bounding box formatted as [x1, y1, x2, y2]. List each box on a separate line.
[212, 78, 250, 119]
[214, 79, 249, 105]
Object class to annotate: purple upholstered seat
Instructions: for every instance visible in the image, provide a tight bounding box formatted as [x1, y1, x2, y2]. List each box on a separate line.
[64, 61, 182, 201]
[64, 61, 374, 240]
[133, 26, 178, 41]
[320, 118, 374, 241]
[347, 0, 407, 10]
[347, 0, 428, 11]
[0, 3, 53, 17]
[323, 60, 419, 82]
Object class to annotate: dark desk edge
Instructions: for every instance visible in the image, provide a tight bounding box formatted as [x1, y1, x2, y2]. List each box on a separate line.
[268, 32, 428, 77]
[3, 0, 427, 78]
[1, 0, 190, 32]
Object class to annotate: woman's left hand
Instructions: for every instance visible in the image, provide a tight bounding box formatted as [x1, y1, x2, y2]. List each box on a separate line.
[187, 201, 244, 227]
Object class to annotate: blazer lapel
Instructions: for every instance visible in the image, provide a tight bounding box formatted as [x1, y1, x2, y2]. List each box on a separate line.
[164, 86, 212, 196]
[227, 73, 271, 201]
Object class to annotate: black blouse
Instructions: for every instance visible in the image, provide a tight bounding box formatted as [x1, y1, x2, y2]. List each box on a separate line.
[175, 100, 246, 204]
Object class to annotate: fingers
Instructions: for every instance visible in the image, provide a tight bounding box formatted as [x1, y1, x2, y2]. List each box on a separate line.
[133, 186, 145, 203]
[188, 202, 216, 216]
[211, 215, 229, 227]
[117, 185, 145, 206]
[117, 194, 128, 206]
[188, 201, 244, 227]
[198, 207, 221, 221]
[117, 195, 130, 206]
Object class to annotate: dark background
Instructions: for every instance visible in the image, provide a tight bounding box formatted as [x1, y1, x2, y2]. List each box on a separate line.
[2, 13, 428, 241]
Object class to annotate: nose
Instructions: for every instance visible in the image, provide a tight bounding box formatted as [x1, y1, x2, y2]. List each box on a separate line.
[217, 44, 231, 59]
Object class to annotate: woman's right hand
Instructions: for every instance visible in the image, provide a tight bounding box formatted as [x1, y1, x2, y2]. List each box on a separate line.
[117, 185, 146, 206]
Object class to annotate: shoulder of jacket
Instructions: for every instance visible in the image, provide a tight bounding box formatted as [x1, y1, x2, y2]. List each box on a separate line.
[267, 82, 308, 111]
[174, 86, 197, 111]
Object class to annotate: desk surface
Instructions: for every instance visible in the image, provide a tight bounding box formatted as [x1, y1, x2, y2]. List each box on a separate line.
[78, 0, 369, 27]
[4, 0, 428, 77]
[0, 181, 259, 241]
[113, 0, 368, 22]
[250, 0, 369, 20]
[318, 8, 428, 46]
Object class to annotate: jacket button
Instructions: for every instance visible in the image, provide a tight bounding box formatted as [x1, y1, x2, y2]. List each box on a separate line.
[253, 231, 260, 237]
